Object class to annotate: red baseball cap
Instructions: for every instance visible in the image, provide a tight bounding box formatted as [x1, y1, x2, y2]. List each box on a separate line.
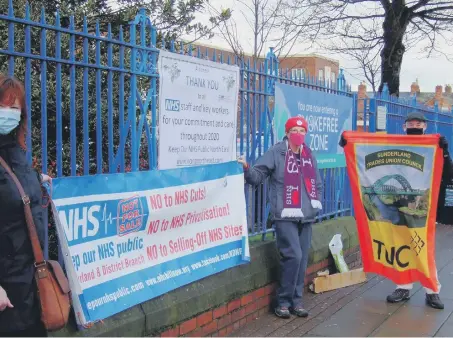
[285, 116, 308, 133]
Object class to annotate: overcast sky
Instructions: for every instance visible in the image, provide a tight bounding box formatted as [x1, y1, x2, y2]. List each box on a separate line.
[180, 0, 453, 93]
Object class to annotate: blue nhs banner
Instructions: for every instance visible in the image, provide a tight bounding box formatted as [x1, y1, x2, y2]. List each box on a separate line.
[274, 83, 353, 168]
[52, 161, 250, 327]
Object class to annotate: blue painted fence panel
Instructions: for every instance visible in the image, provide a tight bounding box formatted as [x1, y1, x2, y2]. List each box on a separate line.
[358, 84, 453, 153]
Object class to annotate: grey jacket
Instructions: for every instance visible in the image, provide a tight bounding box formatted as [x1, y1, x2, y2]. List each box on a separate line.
[244, 140, 323, 223]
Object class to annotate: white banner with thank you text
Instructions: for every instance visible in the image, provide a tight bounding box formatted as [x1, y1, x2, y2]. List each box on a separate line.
[158, 50, 240, 170]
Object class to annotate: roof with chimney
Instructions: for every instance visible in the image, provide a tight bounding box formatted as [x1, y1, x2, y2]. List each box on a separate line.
[355, 81, 453, 113]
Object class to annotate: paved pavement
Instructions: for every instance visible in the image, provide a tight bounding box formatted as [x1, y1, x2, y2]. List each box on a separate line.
[231, 224, 453, 337]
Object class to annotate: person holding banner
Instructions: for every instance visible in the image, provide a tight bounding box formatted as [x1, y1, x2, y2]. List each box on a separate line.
[0, 75, 49, 337]
[385, 111, 452, 309]
[238, 116, 323, 319]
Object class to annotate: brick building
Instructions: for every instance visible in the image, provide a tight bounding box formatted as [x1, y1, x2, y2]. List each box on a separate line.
[279, 53, 339, 84]
[415, 83, 453, 112]
[191, 42, 340, 84]
[353, 82, 369, 131]
[355, 81, 453, 131]
[357, 81, 453, 112]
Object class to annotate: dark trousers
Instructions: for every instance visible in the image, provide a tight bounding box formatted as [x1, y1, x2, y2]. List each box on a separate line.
[0, 322, 47, 337]
[275, 221, 312, 308]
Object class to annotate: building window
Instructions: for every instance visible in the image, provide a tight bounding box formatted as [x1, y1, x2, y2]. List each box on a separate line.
[291, 68, 306, 80]
[297, 69, 302, 79]
[318, 69, 324, 82]
[324, 66, 331, 85]
[331, 72, 336, 84]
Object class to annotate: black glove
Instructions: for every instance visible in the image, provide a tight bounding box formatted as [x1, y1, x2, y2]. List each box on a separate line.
[439, 136, 449, 150]
[339, 135, 347, 148]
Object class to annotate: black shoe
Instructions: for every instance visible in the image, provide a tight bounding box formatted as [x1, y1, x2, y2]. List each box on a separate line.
[386, 288, 410, 303]
[290, 306, 309, 317]
[426, 294, 444, 309]
[274, 306, 291, 319]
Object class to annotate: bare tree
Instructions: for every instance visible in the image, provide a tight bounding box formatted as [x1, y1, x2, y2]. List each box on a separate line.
[329, 40, 382, 93]
[318, 16, 382, 93]
[281, 0, 453, 96]
[210, 0, 312, 61]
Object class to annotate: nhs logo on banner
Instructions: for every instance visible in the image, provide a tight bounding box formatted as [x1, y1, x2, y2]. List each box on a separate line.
[165, 99, 180, 111]
[58, 204, 102, 242]
[57, 197, 149, 246]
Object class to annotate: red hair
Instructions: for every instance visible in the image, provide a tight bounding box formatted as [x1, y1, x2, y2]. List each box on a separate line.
[0, 75, 27, 150]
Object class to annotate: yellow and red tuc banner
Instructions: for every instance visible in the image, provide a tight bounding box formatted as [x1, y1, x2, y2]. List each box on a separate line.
[342, 132, 444, 291]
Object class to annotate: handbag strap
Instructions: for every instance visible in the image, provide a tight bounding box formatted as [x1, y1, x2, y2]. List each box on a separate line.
[0, 155, 45, 266]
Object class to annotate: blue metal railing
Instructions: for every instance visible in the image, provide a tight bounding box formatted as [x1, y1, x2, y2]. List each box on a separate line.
[359, 84, 453, 153]
[0, 3, 355, 252]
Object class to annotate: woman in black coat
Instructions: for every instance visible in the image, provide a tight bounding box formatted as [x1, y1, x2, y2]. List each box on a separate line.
[0, 75, 50, 337]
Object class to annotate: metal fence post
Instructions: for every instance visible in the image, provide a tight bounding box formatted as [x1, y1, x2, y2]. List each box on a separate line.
[265, 47, 278, 151]
[7, 0, 14, 76]
[369, 97, 377, 132]
[24, 3, 32, 164]
[338, 69, 346, 92]
[129, 15, 138, 171]
[434, 101, 439, 134]
[352, 93, 358, 131]
[412, 93, 417, 108]
[260, 47, 279, 239]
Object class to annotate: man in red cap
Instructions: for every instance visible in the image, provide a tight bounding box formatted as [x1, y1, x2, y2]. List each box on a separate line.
[239, 116, 323, 319]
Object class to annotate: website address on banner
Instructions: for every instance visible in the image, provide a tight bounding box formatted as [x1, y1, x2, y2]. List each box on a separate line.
[146, 248, 242, 286]
[85, 248, 242, 311]
[317, 158, 336, 164]
[86, 282, 145, 311]
[176, 158, 222, 166]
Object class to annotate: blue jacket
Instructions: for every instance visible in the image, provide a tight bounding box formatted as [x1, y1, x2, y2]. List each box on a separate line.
[244, 140, 323, 223]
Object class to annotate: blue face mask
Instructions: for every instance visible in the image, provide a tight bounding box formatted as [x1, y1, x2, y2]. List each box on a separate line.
[0, 107, 21, 135]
